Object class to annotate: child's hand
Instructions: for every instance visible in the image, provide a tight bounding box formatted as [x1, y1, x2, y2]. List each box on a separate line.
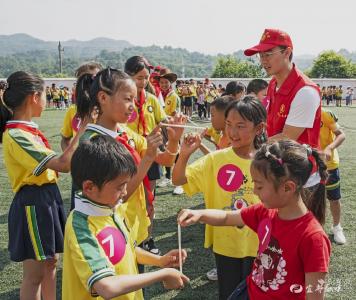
[177, 209, 202, 227]
[145, 127, 163, 160]
[159, 249, 187, 268]
[323, 146, 332, 161]
[162, 268, 190, 290]
[165, 114, 187, 142]
[180, 132, 202, 156]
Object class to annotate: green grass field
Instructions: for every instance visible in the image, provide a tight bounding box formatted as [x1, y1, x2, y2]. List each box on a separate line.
[0, 107, 355, 299]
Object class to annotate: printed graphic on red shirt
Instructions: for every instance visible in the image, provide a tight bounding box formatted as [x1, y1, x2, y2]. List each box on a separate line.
[252, 220, 288, 292]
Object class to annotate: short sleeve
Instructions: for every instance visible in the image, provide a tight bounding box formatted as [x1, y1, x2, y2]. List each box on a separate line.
[153, 97, 167, 123]
[299, 232, 331, 273]
[70, 214, 115, 296]
[182, 155, 210, 196]
[60, 108, 74, 138]
[8, 129, 56, 176]
[124, 126, 147, 156]
[241, 203, 270, 232]
[286, 86, 320, 128]
[324, 110, 339, 132]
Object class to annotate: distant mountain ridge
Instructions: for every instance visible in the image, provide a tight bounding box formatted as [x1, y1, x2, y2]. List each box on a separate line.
[0, 34, 133, 57]
[0, 33, 355, 78]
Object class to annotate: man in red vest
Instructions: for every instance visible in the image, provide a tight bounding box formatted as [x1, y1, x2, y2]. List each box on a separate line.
[244, 29, 321, 149]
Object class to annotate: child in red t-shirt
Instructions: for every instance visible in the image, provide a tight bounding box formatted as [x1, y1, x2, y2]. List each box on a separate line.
[178, 139, 331, 300]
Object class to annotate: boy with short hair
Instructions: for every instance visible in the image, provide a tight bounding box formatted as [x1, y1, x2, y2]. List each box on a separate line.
[62, 135, 189, 300]
[203, 96, 233, 153]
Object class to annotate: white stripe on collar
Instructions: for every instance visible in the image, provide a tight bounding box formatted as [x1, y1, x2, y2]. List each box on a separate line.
[74, 193, 120, 217]
[86, 124, 120, 139]
[7, 120, 38, 128]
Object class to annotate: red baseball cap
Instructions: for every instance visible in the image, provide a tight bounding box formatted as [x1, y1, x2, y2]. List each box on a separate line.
[244, 29, 293, 56]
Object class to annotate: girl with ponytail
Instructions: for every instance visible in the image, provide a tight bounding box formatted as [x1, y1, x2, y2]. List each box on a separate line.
[178, 139, 331, 300]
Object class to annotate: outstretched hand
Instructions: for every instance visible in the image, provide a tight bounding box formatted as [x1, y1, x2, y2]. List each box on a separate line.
[165, 114, 188, 142]
[177, 209, 202, 227]
[159, 249, 188, 268]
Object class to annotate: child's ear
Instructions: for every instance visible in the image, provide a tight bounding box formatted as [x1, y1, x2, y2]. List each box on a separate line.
[256, 122, 265, 136]
[27, 92, 38, 105]
[82, 180, 98, 196]
[284, 180, 297, 193]
[97, 90, 108, 106]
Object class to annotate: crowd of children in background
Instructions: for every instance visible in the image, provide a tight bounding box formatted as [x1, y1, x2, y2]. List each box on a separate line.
[0, 53, 349, 300]
[320, 85, 355, 107]
[45, 83, 74, 109]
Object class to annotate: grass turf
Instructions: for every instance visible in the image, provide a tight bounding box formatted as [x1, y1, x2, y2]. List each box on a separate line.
[0, 106, 355, 299]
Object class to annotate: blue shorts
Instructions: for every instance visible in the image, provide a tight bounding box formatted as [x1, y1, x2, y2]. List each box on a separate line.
[326, 168, 341, 201]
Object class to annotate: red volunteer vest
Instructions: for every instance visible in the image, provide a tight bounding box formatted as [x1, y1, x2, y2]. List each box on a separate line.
[266, 64, 321, 148]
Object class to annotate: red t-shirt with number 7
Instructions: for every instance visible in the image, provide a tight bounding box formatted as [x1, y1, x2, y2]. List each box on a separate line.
[240, 203, 331, 300]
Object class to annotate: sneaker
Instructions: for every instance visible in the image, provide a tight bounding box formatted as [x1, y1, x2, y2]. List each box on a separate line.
[157, 178, 171, 188]
[206, 268, 218, 281]
[332, 224, 346, 245]
[173, 186, 184, 195]
[144, 237, 161, 255]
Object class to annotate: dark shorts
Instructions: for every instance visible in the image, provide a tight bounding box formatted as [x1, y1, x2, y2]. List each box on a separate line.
[228, 279, 249, 300]
[184, 97, 193, 107]
[8, 183, 66, 262]
[147, 162, 161, 181]
[326, 168, 341, 201]
[214, 253, 254, 300]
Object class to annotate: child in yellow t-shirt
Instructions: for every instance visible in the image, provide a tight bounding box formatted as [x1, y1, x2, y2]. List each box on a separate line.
[1, 71, 86, 300]
[155, 68, 183, 194]
[320, 109, 346, 244]
[125, 56, 186, 255]
[62, 135, 189, 300]
[76, 67, 186, 258]
[173, 96, 267, 299]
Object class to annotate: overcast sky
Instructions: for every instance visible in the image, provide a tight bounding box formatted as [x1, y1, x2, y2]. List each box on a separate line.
[1, 0, 355, 55]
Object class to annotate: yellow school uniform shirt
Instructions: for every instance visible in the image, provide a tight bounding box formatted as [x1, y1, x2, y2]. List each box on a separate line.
[51, 88, 60, 100]
[176, 87, 183, 98]
[183, 147, 259, 258]
[2, 121, 57, 192]
[127, 91, 167, 136]
[62, 193, 143, 300]
[190, 84, 197, 98]
[81, 124, 150, 245]
[205, 89, 216, 103]
[205, 127, 222, 146]
[61, 105, 80, 138]
[63, 89, 69, 100]
[320, 109, 340, 170]
[164, 90, 181, 116]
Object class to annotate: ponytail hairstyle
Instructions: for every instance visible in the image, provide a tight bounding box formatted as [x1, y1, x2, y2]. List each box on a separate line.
[252, 139, 328, 224]
[76, 73, 95, 120]
[85, 68, 134, 118]
[0, 71, 44, 143]
[225, 95, 267, 149]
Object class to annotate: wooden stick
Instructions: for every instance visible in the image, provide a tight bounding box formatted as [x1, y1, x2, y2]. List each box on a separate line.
[178, 224, 182, 273]
[187, 118, 201, 128]
[160, 123, 206, 130]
